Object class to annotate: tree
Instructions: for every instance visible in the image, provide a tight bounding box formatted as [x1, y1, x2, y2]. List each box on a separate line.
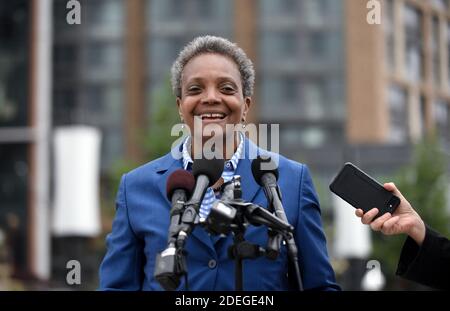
[100, 78, 181, 227]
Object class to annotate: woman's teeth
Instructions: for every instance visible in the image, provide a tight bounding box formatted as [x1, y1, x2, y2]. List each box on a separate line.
[200, 113, 226, 120]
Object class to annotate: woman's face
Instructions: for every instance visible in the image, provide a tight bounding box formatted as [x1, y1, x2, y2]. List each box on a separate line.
[177, 53, 251, 141]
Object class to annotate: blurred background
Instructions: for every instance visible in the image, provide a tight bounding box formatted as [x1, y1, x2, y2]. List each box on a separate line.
[0, 0, 449, 290]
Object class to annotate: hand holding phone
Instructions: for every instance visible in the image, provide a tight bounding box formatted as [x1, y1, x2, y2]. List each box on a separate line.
[329, 163, 400, 218]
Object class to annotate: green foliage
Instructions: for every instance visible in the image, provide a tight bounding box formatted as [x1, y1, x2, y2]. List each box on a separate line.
[142, 79, 182, 161]
[372, 136, 449, 289]
[102, 78, 181, 219]
[113, 78, 180, 183]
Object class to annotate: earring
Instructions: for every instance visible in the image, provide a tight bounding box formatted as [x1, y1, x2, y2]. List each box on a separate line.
[181, 123, 185, 129]
[242, 119, 246, 129]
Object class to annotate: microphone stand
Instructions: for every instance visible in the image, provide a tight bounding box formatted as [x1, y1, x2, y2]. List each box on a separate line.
[204, 176, 295, 291]
[266, 184, 304, 291]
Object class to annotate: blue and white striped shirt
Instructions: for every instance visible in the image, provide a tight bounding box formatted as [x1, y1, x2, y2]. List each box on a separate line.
[181, 133, 244, 220]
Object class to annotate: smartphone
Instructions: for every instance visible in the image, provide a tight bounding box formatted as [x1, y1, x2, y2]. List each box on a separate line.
[329, 162, 400, 218]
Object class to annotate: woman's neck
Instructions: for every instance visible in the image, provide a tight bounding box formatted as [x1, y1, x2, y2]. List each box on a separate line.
[190, 133, 240, 161]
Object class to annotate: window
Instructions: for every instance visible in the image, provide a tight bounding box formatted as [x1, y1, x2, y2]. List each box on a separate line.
[448, 22, 450, 91]
[432, 17, 441, 87]
[260, 0, 299, 19]
[306, 31, 328, 60]
[431, 0, 449, 10]
[85, 0, 124, 34]
[260, 77, 300, 118]
[84, 42, 123, 80]
[404, 5, 423, 82]
[434, 99, 450, 143]
[419, 95, 427, 138]
[388, 85, 409, 144]
[281, 125, 344, 150]
[260, 31, 298, 65]
[302, 81, 325, 120]
[384, 0, 395, 72]
[0, 143, 29, 275]
[0, 1, 30, 127]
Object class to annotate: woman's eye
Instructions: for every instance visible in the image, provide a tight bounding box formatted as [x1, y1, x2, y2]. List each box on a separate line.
[221, 85, 236, 93]
[187, 86, 201, 93]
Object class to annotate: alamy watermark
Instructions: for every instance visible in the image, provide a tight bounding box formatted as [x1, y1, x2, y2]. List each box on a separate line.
[367, 0, 381, 25]
[66, 0, 81, 25]
[66, 259, 81, 285]
[171, 117, 280, 170]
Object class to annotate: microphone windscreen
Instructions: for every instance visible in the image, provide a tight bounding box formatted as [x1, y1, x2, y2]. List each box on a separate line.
[192, 158, 224, 187]
[251, 156, 279, 186]
[166, 169, 196, 200]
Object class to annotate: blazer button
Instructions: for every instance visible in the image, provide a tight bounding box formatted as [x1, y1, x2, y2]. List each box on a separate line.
[208, 259, 217, 269]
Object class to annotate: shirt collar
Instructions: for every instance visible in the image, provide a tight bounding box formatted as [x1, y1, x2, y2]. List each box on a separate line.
[182, 132, 244, 171]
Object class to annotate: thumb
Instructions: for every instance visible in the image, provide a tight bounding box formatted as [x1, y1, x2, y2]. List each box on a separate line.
[384, 182, 405, 200]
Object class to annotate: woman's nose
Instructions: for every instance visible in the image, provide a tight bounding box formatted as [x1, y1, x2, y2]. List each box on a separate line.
[201, 87, 221, 105]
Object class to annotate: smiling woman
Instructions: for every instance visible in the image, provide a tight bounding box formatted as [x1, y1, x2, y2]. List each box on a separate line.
[99, 35, 340, 291]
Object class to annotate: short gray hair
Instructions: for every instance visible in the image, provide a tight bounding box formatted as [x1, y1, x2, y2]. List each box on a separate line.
[170, 35, 255, 98]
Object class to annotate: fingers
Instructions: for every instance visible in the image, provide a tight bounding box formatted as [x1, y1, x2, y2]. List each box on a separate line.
[361, 208, 379, 224]
[370, 212, 392, 231]
[380, 216, 400, 234]
[355, 209, 364, 217]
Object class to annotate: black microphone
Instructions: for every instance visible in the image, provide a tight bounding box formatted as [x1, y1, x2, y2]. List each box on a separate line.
[166, 169, 196, 245]
[251, 156, 304, 291]
[191, 158, 224, 205]
[251, 156, 282, 259]
[154, 169, 195, 291]
[177, 158, 224, 243]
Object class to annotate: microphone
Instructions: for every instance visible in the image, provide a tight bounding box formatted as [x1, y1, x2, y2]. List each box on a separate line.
[191, 158, 224, 205]
[251, 156, 304, 291]
[166, 169, 196, 245]
[177, 158, 224, 243]
[251, 156, 280, 205]
[154, 169, 195, 291]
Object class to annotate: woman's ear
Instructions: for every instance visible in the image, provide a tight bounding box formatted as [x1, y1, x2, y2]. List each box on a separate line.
[242, 97, 252, 121]
[176, 97, 183, 121]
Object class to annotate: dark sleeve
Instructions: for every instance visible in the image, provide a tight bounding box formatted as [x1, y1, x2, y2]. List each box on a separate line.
[396, 225, 450, 290]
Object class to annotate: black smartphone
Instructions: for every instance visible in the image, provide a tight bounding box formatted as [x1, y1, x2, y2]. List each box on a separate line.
[329, 162, 400, 218]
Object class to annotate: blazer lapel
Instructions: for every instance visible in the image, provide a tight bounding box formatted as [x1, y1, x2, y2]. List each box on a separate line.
[235, 137, 263, 203]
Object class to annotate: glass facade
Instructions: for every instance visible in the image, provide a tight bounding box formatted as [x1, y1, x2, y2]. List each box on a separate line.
[448, 22, 450, 91]
[0, 1, 30, 127]
[0, 143, 29, 277]
[384, 0, 395, 72]
[432, 16, 441, 87]
[431, 0, 449, 10]
[434, 99, 450, 144]
[52, 0, 125, 170]
[388, 84, 409, 144]
[404, 5, 423, 82]
[258, 0, 345, 151]
[146, 0, 233, 99]
[0, 1, 31, 277]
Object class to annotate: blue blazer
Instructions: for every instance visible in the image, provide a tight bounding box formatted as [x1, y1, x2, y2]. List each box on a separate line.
[99, 138, 340, 291]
